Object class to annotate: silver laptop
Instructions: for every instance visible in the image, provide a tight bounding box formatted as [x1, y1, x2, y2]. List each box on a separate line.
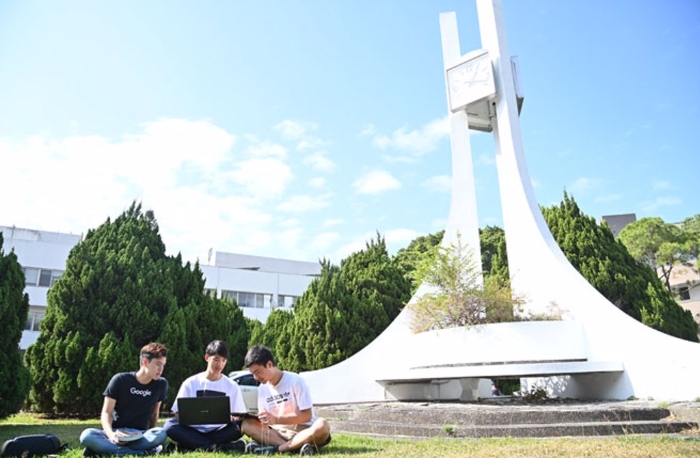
[177, 396, 231, 426]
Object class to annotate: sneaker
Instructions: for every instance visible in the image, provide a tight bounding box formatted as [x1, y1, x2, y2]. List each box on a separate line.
[163, 443, 178, 454]
[83, 448, 97, 457]
[298, 443, 317, 455]
[145, 445, 163, 455]
[245, 443, 279, 455]
[217, 439, 247, 453]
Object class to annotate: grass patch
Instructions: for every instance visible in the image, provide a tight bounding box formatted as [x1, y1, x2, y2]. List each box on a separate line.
[1, 414, 698, 457]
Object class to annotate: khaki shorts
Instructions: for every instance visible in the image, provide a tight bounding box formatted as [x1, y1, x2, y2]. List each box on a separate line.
[272, 424, 308, 441]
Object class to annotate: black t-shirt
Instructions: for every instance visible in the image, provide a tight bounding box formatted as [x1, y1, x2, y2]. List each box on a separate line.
[104, 372, 168, 430]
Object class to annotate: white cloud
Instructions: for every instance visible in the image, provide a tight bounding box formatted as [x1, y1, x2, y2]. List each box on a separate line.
[652, 179, 672, 190]
[474, 152, 495, 167]
[322, 218, 343, 229]
[353, 170, 401, 195]
[331, 228, 419, 261]
[275, 120, 311, 140]
[594, 193, 621, 203]
[640, 196, 682, 212]
[275, 120, 327, 151]
[247, 140, 287, 159]
[359, 124, 376, 136]
[384, 228, 421, 254]
[333, 238, 370, 262]
[303, 152, 336, 173]
[422, 175, 451, 193]
[0, 118, 307, 264]
[568, 177, 599, 194]
[370, 116, 449, 155]
[308, 177, 326, 189]
[310, 232, 341, 253]
[276, 194, 332, 212]
[230, 157, 293, 200]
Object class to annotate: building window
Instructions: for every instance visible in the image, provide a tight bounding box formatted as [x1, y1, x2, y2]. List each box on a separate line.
[678, 286, 691, 301]
[221, 290, 267, 308]
[25, 311, 45, 331]
[51, 271, 63, 286]
[22, 267, 64, 288]
[39, 269, 52, 287]
[277, 295, 298, 308]
[24, 267, 39, 285]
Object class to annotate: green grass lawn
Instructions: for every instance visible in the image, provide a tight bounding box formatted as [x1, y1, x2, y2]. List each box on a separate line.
[1, 413, 698, 457]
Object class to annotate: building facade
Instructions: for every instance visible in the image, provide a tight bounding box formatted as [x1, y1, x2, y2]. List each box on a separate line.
[1, 225, 320, 350]
[665, 264, 700, 339]
[200, 251, 320, 323]
[1, 225, 82, 350]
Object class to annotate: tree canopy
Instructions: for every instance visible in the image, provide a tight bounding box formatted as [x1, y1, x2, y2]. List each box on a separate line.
[0, 233, 31, 419]
[24, 202, 251, 415]
[270, 235, 411, 372]
[408, 234, 523, 332]
[542, 194, 697, 342]
[618, 215, 700, 292]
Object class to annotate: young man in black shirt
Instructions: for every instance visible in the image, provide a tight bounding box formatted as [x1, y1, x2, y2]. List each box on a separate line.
[80, 342, 169, 456]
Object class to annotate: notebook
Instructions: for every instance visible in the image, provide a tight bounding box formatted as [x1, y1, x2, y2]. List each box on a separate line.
[177, 396, 231, 426]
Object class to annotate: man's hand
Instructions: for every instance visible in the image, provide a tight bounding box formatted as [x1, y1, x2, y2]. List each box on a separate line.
[257, 411, 277, 425]
[111, 430, 140, 445]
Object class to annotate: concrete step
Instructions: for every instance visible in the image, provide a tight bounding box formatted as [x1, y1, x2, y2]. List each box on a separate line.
[316, 401, 700, 438]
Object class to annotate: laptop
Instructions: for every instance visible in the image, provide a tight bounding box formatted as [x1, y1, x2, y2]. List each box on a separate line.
[177, 396, 231, 426]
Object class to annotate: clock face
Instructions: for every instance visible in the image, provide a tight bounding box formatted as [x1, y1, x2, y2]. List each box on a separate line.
[446, 51, 495, 112]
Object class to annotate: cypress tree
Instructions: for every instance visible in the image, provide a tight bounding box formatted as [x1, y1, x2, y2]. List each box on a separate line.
[277, 235, 411, 372]
[24, 202, 251, 415]
[0, 233, 31, 419]
[541, 193, 697, 342]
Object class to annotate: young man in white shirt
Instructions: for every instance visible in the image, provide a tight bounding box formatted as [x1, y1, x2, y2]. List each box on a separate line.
[241, 345, 331, 455]
[164, 340, 247, 452]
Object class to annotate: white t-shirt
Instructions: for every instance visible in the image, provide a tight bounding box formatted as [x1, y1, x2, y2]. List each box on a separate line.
[171, 372, 246, 432]
[258, 371, 316, 428]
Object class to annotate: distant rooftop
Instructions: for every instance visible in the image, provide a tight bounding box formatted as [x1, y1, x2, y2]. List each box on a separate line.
[211, 251, 321, 277]
[600, 213, 637, 238]
[0, 225, 83, 245]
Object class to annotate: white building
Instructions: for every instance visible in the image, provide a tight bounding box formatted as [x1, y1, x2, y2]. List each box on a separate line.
[1, 225, 320, 350]
[666, 264, 700, 339]
[0, 225, 82, 350]
[200, 251, 321, 323]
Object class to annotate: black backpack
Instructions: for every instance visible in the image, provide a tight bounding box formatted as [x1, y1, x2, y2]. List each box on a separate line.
[0, 434, 68, 458]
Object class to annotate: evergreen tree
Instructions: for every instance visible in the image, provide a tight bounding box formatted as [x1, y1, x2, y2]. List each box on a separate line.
[25, 202, 251, 415]
[619, 216, 699, 292]
[393, 231, 444, 293]
[480, 226, 509, 282]
[0, 233, 31, 419]
[277, 236, 411, 372]
[248, 309, 292, 366]
[409, 234, 521, 332]
[542, 193, 698, 342]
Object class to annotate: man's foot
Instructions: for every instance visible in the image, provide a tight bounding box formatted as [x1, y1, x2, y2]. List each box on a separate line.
[145, 445, 163, 455]
[299, 443, 317, 455]
[163, 443, 178, 454]
[82, 448, 97, 457]
[217, 439, 247, 453]
[245, 443, 279, 455]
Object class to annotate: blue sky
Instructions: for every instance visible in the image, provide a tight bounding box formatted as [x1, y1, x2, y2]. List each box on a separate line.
[1, 1, 698, 265]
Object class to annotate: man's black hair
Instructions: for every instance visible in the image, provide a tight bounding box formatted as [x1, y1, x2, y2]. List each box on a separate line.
[244, 344, 274, 367]
[206, 340, 230, 359]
